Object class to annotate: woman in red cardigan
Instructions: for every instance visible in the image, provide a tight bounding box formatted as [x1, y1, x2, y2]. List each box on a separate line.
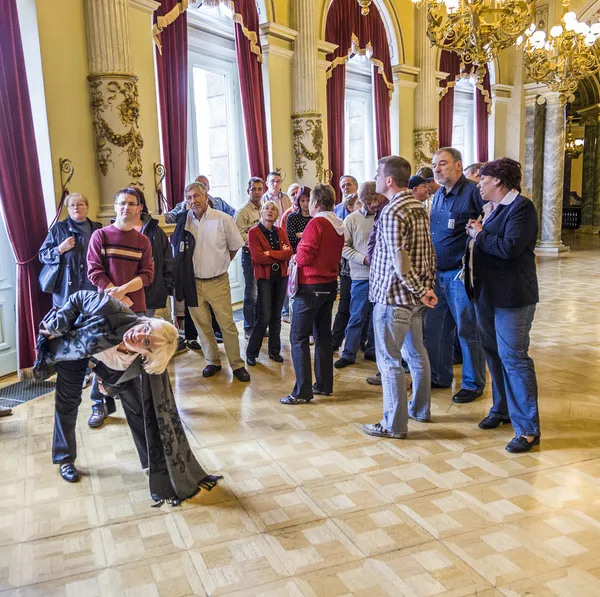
[246, 201, 293, 365]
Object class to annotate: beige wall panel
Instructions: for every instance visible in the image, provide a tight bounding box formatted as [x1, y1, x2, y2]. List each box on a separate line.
[35, 0, 100, 215]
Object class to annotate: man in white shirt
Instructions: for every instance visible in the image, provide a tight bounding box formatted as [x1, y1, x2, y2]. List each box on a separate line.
[172, 182, 250, 382]
[261, 171, 291, 227]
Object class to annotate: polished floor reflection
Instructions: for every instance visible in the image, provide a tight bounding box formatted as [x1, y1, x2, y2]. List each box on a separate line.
[1, 233, 600, 596]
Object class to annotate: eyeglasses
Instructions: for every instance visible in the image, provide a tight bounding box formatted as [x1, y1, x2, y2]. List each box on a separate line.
[141, 324, 152, 352]
[69, 203, 87, 209]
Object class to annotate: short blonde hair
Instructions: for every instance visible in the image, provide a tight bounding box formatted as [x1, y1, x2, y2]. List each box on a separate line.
[137, 318, 179, 375]
[65, 193, 88, 208]
[261, 200, 280, 218]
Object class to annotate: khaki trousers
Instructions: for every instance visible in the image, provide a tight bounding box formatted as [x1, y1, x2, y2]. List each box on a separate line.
[188, 274, 244, 371]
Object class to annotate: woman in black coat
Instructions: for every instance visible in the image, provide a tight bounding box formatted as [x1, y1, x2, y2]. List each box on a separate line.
[38, 193, 102, 307]
[466, 158, 540, 453]
[34, 290, 222, 505]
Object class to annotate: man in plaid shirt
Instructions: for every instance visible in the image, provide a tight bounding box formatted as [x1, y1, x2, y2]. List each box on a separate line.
[363, 156, 437, 439]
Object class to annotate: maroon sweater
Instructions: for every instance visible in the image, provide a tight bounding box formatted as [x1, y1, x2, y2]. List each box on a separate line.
[87, 225, 154, 313]
[296, 217, 344, 285]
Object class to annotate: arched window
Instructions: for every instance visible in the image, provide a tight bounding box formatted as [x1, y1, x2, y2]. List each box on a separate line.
[452, 77, 477, 166]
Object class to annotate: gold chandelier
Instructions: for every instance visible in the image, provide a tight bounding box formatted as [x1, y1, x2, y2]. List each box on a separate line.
[516, 1, 600, 97]
[357, 0, 372, 15]
[565, 115, 584, 158]
[412, 0, 537, 82]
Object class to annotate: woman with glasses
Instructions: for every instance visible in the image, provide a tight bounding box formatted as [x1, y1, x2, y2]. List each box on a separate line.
[34, 290, 223, 505]
[246, 201, 293, 365]
[286, 186, 312, 254]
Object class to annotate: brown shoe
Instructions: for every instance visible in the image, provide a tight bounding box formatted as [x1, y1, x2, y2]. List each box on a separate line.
[0, 406, 12, 417]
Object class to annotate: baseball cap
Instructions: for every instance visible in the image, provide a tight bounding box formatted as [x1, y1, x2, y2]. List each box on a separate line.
[408, 175, 428, 190]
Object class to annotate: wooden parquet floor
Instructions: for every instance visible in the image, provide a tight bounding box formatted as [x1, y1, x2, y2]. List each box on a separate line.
[2, 232, 600, 596]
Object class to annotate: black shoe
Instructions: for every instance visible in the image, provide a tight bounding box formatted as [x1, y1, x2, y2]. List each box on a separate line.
[332, 345, 340, 353]
[215, 334, 224, 344]
[364, 353, 377, 362]
[312, 384, 331, 396]
[452, 389, 483, 403]
[246, 356, 257, 366]
[280, 395, 312, 405]
[431, 382, 451, 389]
[505, 436, 540, 453]
[0, 406, 12, 417]
[59, 462, 80, 483]
[186, 340, 202, 351]
[175, 337, 188, 355]
[233, 367, 251, 382]
[88, 406, 107, 428]
[269, 353, 284, 363]
[366, 372, 382, 385]
[202, 365, 222, 378]
[478, 415, 511, 429]
[334, 357, 353, 369]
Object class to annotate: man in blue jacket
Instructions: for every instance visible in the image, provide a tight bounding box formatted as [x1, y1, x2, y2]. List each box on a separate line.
[424, 147, 486, 404]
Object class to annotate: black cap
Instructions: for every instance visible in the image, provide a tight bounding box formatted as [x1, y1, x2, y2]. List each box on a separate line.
[408, 175, 428, 190]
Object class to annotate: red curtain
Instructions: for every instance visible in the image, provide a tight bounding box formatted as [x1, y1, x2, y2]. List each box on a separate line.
[326, 0, 393, 202]
[439, 50, 460, 148]
[234, 3, 270, 179]
[476, 66, 491, 162]
[155, 0, 188, 210]
[0, 0, 51, 368]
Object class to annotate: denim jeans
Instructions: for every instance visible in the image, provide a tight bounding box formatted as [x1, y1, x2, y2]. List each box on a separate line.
[332, 274, 352, 349]
[424, 268, 486, 391]
[290, 281, 337, 398]
[373, 303, 431, 433]
[247, 276, 287, 359]
[241, 249, 258, 331]
[342, 279, 372, 362]
[475, 300, 540, 437]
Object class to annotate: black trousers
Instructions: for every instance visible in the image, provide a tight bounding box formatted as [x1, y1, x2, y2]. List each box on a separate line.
[246, 276, 287, 358]
[332, 274, 352, 348]
[290, 281, 337, 398]
[53, 359, 147, 467]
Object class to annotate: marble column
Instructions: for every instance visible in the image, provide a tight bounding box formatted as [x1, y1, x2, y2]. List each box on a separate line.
[413, 4, 438, 169]
[523, 95, 545, 239]
[85, 0, 144, 220]
[538, 92, 569, 252]
[580, 118, 598, 232]
[291, 0, 324, 186]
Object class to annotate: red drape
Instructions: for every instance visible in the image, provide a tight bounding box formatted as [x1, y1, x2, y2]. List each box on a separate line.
[325, 0, 393, 202]
[234, 3, 270, 179]
[476, 67, 491, 162]
[439, 50, 461, 148]
[155, 0, 188, 210]
[0, 0, 51, 368]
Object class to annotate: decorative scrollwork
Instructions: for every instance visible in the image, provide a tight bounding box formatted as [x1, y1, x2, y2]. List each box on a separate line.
[293, 117, 325, 182]
[89, 76, 144, 181]
[59, 158, 75, 196]
[414, 129, 439, 169]
[154, 163, 168, 215]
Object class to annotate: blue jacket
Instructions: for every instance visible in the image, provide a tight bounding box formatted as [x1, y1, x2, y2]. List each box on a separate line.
[472, 194, 539, 308]
[171, 211, 199, 307]
[39, 217, 102, 307]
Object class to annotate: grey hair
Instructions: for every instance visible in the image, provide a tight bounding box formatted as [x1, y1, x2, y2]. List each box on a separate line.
[135, 318, 180, 375]
[339, 174, 358, 186]
[464, 162, 485, 174]
[184, 182, 207, 196]
[434, 147, 463, 163]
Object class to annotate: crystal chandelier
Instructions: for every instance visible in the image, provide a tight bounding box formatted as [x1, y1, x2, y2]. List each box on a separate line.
[516, 1, 600, 97]
[357, 0, 372, 15]
[411, 0, 537, 82]
[565, 115, 584, 158]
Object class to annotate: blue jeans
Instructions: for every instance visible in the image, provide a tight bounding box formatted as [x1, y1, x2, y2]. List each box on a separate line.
[424, 268, 486, 391]
[290, 282, 337, 398]
[475, 300, 540, 437]
[373, 303, 431, 433]
[241, 249, 258, 331]
[342, 279, 372, 362]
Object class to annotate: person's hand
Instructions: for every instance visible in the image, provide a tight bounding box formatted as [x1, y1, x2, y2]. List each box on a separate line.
[363, 255, 370, 265]
[466, 219, 483, 239]
[420, 289, 438, 308]
[121, 296, 134, 308]
[264, 251, 270, 257]
[39, 322, 55, 339]
[105, 286, 126, 301]
[58, 237, 75, 255]
[97, 380, 107, 394]
[296, 232, 302, 238]
[282, 244, 291, 251]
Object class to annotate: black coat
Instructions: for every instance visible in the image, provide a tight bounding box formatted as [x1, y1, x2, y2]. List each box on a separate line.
[140, 215, 175, 309]
[38, 217, 103, 307]
[171, 210, 199, 307]
[472, 194, 539, 308]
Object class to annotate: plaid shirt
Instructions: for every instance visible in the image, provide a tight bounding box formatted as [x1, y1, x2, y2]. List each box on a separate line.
[369, 190, 436, 307]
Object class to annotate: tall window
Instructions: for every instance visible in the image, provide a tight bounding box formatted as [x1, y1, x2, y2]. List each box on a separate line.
[452, 77, 477, 165]
[187, 4, 250, 302]
[344, 54, 376, 183]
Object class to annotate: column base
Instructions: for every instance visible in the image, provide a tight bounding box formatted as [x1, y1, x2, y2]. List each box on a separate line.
[576, 225, 600, 234]
[535, 242, 570, 254]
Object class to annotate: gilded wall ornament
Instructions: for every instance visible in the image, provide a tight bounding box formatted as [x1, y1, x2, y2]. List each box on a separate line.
[293, 116, 325, 182]
[89, 76, 144, 181]
[414, 129, 439, 169]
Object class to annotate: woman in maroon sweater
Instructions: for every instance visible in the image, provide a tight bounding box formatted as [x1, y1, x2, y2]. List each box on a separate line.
[246, 201, 293, 365]
[281, 185, 345, 405]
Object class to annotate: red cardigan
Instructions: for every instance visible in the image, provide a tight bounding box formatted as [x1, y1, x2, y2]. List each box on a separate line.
[296, 217, 344, 285]
[248, 225, 293, 280]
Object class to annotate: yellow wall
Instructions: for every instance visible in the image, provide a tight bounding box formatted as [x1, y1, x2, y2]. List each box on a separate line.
[35, 0, 100, 215]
